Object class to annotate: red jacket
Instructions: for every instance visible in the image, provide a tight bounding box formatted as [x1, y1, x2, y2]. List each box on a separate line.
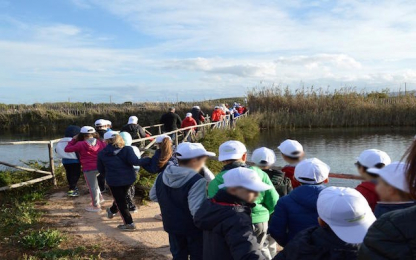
[211, 109, 225, 122]
[237, 106, 245, 114]
[356, 181, 379, 211]
[281, 166, 301, 189]
[181, 117, 197, 130]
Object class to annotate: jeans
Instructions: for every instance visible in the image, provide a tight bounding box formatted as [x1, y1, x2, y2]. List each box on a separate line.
[109, 185, 133, 225]
[63, 163, 81, 190]
[83, 170, 101, 207]
[168, 232, 203, 260]
[253, 222, 272, 260]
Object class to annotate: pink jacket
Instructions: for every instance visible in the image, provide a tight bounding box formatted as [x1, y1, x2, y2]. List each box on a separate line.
[64, 138, 106, 172]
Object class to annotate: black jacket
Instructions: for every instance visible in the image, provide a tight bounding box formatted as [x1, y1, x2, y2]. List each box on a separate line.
[191, 107, 205, 124]
[359, 205, 416, 260]
[121, 124, 146, 139]
[263, 169, 293, 197]
[160, 112, 182, 132]
[194, 189, 264, 260]
[274, 226, 359, 260]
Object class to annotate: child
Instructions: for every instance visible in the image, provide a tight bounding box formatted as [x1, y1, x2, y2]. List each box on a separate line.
[269, 158, 329, 247]
[208, 141, 278, 259]
[195, 167, 271, 260]
[94, 119, 108, 139]
[119, 132, 141, 213]
[65, 126, 106, 212]
[277, 139, 305, 189]
[149, 142, 215, 260]
[121, 116, 146, 140]
[252, 147, 293, 197]
[97, 131, 142, 231]
[275, 187, 376, 260]
[355, 149, 391, 211]
[371, 162, 415, 218]
[211, 106, 226, 123]
[55, 125, 81, 197]
[181, 113, 197, 142]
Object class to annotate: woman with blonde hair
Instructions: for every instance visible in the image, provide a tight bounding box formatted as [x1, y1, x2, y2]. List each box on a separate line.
[97, 131, 142, 231]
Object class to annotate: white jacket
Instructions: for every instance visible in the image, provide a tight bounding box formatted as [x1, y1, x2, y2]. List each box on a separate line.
[55, 137, 78, 160]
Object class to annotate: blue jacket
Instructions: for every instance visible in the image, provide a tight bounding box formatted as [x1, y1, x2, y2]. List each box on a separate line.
[374, 201, 416, 218]
[136, 149, 178, 174]
[269, 184, 326, 246]
[97, 144, 141, 186]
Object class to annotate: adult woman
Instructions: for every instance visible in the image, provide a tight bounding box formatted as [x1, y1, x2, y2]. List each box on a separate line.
[97, 131, 142, 231]
[65, 126, 106, 212]
[359, 140, 416, 259]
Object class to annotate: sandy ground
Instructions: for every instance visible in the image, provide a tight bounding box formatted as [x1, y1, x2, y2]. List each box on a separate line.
[40, 185, 171, 259]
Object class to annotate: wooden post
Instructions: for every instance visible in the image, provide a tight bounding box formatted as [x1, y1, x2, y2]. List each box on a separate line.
[48, 141, 57, 186]
[175, 132, 179, 147]
[158, 125, 162, 135]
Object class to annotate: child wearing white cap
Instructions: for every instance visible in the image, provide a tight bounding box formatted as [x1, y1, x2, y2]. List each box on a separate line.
[269, 158, 329, 247]
[275, 187, 376, 260]
[355, 149, 391, 211]
[208, 141, 278, 260]
[94, 119, 109, 139]
[120, 116, 146, 140]
[149, 142, 215, 260]
[371, 162, 415, 218]
[181, 112, 197, 142]
[277, 139, 305, 189]
[195, 167, 272, 260]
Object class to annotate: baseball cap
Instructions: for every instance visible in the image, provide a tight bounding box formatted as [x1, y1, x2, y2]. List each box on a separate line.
[219, 167, 272, 192]
[175, 143, 215, 160]
[278, 139, 304, 157]
[317, 187, 376, 244]
[94, 119, 106, 127]
[368, 162, 409, 192]
[356, 149, 391, 168]
[295, 158, 330, 184]
[218, 141, 247, 162]
[106, 120, 112, 126]
[155, 135, 171, 144]
[251, 147, 276, 167]
[186, 113, 192, 117]
[80, 126, 96, 134]
[104, 131, 119, 140]
[128, 116, 138, 124]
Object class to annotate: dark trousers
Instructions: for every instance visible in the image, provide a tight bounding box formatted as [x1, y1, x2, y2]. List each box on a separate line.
[126, 185, 136, 210]
[98, 171, 106, 191]
[109, 185, 133, 225]
[63, 163, 81, 190]
[168, 232, 203, 260]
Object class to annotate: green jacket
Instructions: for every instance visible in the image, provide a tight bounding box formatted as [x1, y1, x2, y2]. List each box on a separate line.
[207, 162, 279, 224]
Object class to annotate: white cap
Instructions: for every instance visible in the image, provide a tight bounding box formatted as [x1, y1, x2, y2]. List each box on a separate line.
[186, 113, 192, 117]
[218, 141, 247, 162]
[106, 120, 112, 126]
[214, 106, 220, 109]
[278, 139, 304, 157]
[295, 158, 330, 184]
[317, 187, 376, 244]
[175, 143, 215, 159]
[128, 116, 138, 124]
[104, 131, 119, 140]
[357, 149, 391, 168]
[155, 135, 171, 144]
[94, 119, 106, 127]
[219, 167, 272, 192]
[252, 147, 276, 167]
[368, 162, 409, 192]
[80, 126, 96, 134]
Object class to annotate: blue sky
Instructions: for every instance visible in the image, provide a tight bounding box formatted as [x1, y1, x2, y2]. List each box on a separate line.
[1, 0, 416, 104]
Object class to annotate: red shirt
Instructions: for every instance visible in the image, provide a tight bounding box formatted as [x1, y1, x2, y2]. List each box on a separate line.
[356, 181, 379, 211]
[281, 166, 301, 188]
[181, 117, 197, 130]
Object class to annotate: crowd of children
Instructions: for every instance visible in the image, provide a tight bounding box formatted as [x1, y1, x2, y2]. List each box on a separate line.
[55, 111, 416, 260]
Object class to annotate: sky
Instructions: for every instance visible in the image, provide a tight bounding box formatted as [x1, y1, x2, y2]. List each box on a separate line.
[1, 0, 416, 104]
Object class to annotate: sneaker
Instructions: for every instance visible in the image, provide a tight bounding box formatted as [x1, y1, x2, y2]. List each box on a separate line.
[85, 206, 101, 212]
[68, 190, 79, 197]
[154, 214, 163, 221]
[129, 206, 138, 213]
[107, 208, 116, 219]
[117, 223, 136, 232]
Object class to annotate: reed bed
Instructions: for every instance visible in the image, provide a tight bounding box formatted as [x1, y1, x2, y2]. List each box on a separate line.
[248, 86, 416, 129]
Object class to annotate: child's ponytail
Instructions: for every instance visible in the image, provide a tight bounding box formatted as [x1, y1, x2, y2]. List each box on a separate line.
[158, 137, 173, 168]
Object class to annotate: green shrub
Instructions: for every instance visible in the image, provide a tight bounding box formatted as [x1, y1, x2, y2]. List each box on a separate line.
[21, 229, 65, 250]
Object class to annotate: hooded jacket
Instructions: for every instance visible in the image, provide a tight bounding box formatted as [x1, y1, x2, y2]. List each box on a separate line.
[97, 144, 141, 186]
[121, 123, 146, 139]
[194, 189, 265, 260]
[269, 184, 326, 246]
[149, 165, 207, 234]
[207, 162, 279, 224]
[274, 226, 360, 260]
[64, 138, 106, 171]
[356, 181, 379, 211]
[374, 201, 416, 218]
[359, 205, 416, 260]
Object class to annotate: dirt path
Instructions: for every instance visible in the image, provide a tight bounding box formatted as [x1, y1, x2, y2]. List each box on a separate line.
[41, 185, 171, 259]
